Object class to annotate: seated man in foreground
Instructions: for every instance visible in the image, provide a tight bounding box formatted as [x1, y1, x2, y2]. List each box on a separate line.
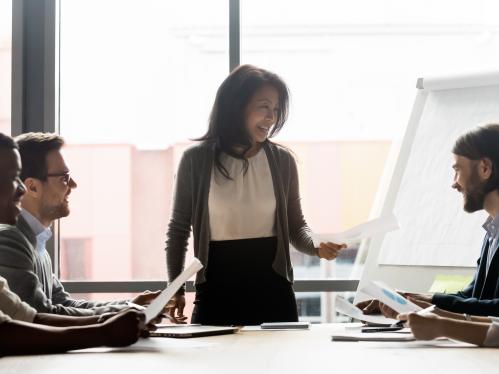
[0, 132, 167, 316]
[0, 133, 149, 355]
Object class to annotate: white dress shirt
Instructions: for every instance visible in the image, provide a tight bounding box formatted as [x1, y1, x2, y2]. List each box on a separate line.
[208, 148, 276, 241]
[484, 317, 499, 347]
[483, 215, 499, 276]
[20, 209, 52, 254]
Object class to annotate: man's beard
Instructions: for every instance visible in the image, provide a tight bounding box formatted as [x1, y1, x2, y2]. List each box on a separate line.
[42, 202, 70, 222]
[463, 168, 494, 213]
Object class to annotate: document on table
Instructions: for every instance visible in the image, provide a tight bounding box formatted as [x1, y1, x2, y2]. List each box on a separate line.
[143, 258, 203, 324]
[311, 213, 399, 246]
[360, 281, 422, 314]
[335, 296, 398, 326]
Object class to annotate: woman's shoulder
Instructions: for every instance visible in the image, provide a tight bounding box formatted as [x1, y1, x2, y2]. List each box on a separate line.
[266, 141, 295, 162]
[182, 141, 215, 159]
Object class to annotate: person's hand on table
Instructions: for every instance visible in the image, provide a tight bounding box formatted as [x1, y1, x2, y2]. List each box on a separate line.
[131, 289, 186, 323]
[317, 242, 347, 260]
[378, 302, 399, 319]
[356, 299, 381, 315]
[97, 310, 159, 333]
[131, 290, 162, 305]
[164, 294, 188, 324]
[397, 312, 442, 341]
[403, 292, 433, 304]
[101, 309, 147, 347]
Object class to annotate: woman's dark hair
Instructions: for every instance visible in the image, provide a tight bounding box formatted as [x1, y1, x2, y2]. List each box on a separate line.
[197, 64, 289, 179]
[453, 123, 499, 191]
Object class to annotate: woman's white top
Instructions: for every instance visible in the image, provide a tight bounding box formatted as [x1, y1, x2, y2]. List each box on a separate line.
[208, 148, 276, 241]
[484, 317, 499, 347]
[0, 276, 36, 324]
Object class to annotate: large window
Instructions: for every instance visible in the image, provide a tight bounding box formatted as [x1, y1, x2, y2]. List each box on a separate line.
[9, 0, 495, 322]
[58, 0, 228, 320]
[0, 0, 12, 135]
[58, 0, 228, 284]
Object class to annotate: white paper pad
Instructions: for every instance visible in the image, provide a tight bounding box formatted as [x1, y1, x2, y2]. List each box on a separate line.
[312, 213, 399, 246]
[360, 281, 422, 314]
[335, 296, 398, 325]
[144, 258, 203, 323]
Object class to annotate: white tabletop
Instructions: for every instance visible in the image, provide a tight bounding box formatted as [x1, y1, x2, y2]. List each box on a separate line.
[1, 323, 497, 374]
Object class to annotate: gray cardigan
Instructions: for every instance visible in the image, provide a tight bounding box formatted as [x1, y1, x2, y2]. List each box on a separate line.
[165, 141, 318, 295]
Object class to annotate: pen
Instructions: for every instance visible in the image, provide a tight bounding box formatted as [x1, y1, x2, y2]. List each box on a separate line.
[361, 326, 403, 333]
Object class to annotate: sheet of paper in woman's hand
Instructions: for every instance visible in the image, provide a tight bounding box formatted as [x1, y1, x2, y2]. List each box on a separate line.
[144, 258, 203, 324]
[312, 213, 399, 246]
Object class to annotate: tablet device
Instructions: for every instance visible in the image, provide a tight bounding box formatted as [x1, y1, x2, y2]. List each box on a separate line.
[150, 325, 238, 338]
[260, 322, 311, 330]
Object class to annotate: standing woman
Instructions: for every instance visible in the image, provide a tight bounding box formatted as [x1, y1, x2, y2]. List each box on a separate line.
[165, 65, 345, 325]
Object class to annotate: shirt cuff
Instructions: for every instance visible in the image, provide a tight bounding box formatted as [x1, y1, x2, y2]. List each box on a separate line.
[483, 322, 499, 347]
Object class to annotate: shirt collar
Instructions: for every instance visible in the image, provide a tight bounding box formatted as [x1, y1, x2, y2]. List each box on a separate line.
[483, 215, 499, 237]
[20, 209, 52, 250]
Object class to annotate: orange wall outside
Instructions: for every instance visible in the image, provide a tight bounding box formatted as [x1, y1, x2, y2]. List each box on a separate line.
[60, 141, 390, 301]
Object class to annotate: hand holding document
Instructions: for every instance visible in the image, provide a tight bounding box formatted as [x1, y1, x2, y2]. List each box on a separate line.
[335, 296, 399, 326]
[144, 258, 203, 324]
[312, 213, 399, 247]
[360, 281, 422, 314]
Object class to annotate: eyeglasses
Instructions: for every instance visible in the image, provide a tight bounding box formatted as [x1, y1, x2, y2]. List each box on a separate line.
[45, 171, 72, 185]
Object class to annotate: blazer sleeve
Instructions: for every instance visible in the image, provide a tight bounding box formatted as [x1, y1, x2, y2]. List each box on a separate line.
[165, 150, 193, 295]
[431, 294, 499, 316]
[0, 227, 94, 316]
[286, 153, 318, 257]
[432, 256, 488, 315]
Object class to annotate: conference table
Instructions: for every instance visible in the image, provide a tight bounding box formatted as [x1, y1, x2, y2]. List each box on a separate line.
[1, 324, 497, 373]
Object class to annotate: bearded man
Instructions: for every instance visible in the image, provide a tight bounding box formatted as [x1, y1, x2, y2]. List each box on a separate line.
[359, 124, 499, 317]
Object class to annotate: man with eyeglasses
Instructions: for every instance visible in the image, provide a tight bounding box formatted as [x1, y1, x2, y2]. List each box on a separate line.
[0, 132, 155, 354]
[0, 132, 161, 316]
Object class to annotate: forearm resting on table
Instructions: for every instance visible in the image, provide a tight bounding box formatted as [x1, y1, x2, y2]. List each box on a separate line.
[0, 320, 104, 355]
[439, 318, 491, 346]
[434, 308, 491, 323]
[34, 313, 100, 327]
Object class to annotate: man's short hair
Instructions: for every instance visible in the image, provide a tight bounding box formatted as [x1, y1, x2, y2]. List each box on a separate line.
[0, 133, 19, 151]
[453, 124, 499, 190]
[15, 132, 65, 181]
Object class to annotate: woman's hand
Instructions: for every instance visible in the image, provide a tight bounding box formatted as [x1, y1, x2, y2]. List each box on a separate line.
[317, 242, 346, 260]
[164, 295, 188, 324]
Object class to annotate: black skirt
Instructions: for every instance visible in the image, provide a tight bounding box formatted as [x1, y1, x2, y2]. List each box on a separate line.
[191, 237, 298, 326]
